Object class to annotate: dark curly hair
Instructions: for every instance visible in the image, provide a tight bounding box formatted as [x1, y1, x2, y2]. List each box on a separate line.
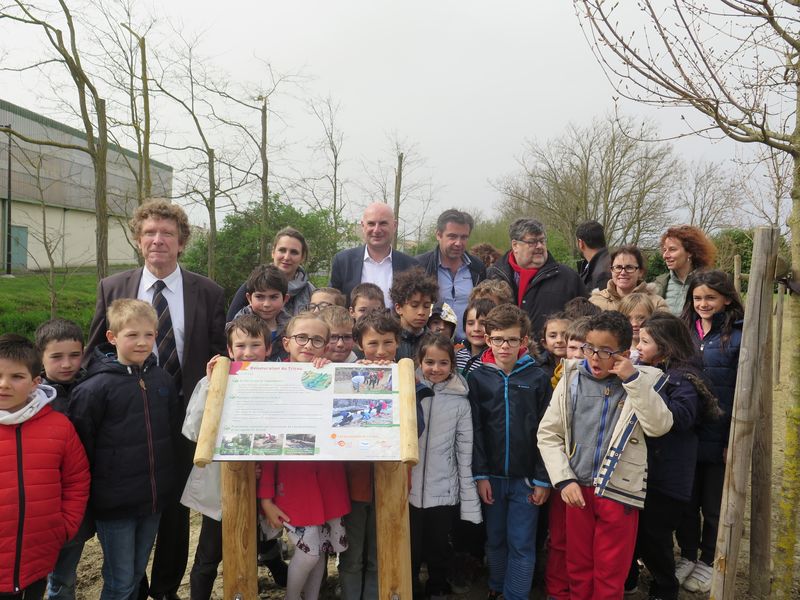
[389, 267, 438, 307]
[660, 225, 717, 270]
[587, 310, 633, 352]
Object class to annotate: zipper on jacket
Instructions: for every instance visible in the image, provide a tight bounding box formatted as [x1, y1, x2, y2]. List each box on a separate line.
[420, 398, 433, 504]
[140, 377, 158, 514]
[13, 426, 25, 592]
[592, 387, 612, 478]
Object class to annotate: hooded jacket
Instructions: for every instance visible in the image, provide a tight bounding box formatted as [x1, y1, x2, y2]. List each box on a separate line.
[41, 368, 87, 415]
[0, 386, 89, 593]
[691, 314, 742, 463]
[538, 359, 674, 509]
[410, 370, 481, 523]
[468, 352, 552, 484]
[68, 345, 178, 520]
[487, 251, 587, 336]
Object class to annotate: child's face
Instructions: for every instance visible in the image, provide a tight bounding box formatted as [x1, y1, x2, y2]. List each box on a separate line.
[41, 339, 84, 383]
[583, 330, 624, 379]
[106, 317, 157, 367]
[395, 293, 433, 332]
[464, 309, 487, 349]
[227, 329, 269, 362]
[0, 358, 40, 412]
[421, 345, 452, 384]
[308, 291, 339, 311]
[350, 297, 385, 320]
[627, 306, 651, 341]
[566, 337, 584, 359]
[246, 289, 287, 322]
[283, 318, 329, 362]
[636, 328, 662, 366]
[485, 325, 526, 371]
[428, 317, 449, 335]
[692, 285, 731, 322]
[542, 319, 569, 358]
[326, 325, 355, 362]
[359, 328, 399, 361]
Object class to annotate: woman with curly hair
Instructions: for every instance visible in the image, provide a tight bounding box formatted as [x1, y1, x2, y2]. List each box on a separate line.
[653, 226, 717, 315]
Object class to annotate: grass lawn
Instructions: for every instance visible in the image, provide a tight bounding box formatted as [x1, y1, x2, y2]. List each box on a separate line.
[0, 271, 98, 339]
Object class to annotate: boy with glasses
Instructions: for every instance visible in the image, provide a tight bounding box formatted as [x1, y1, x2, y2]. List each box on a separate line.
[467, 304, 552, 600]
[537, 311, 673, 600]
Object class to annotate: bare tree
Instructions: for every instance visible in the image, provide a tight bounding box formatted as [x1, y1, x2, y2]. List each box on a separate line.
[738, 147, 792, 237]
[362, 134, 436, 249]
[498, 115, 680, 254]
[575, 2, 799, 595]
[0, 0, 111, 278]
[678, 161, 742, 235]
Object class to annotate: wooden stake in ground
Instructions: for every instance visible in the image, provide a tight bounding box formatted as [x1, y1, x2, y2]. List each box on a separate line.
[375, 358, 419, 600]
[711, 226, 779, 600]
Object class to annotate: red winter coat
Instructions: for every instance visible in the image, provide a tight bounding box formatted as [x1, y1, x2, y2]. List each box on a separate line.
[0, 401, 90, 593]
[257, 461, 350, 527]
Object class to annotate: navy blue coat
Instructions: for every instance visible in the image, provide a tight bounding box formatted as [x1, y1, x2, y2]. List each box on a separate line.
[68, 345, 179, 520]
[329, 245, 419, 304]
[691, 315, 742, 463]
[645, 366, 701, 502]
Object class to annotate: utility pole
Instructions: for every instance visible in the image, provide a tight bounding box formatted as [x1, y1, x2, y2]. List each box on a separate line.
[4, 126, 11, 275]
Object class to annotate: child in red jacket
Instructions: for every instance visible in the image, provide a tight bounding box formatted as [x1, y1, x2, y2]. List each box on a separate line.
[0, 334, 89, 599]
[258, 313, 350, 600]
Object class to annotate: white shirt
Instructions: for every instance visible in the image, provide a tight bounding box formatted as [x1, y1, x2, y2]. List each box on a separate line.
[361, 246, 394, 307]
[138, 265, 185, 366]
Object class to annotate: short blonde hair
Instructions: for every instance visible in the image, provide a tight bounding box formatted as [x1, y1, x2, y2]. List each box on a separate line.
[284, 312, 331, 342]
[107, 299, 158, 334]
[618, 293, 657, 318]
[130, 199, 191, 245]
[318, 305, 354, 330]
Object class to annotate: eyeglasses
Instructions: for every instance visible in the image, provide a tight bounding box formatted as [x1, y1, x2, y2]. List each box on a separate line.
[513, 237, 546, 248]
[330, 334, 354, 343]
[611, 265, 640, 274]
[287, 334, 327, 348]
[488, 336, 523, 348]
[581, 343, 622, 360]
[303, 302, 332, 312]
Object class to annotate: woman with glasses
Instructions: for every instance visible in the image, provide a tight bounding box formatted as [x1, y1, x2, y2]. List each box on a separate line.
[226, 227, 317, 319]
[589, 245, 668, 312]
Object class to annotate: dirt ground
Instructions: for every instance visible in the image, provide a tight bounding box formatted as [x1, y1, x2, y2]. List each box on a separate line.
[74, 310, 799, 599]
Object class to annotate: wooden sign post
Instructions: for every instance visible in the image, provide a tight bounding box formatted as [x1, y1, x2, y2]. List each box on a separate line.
[193, 357, 419, 600]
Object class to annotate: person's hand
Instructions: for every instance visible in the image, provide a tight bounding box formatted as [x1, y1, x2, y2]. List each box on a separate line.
[312, 357, 331, 369]
[609, 354, 636, 381]
[260, 498, 290, 529]
[529, 486, 550, 506]
[560, 482, 585, 508]
[477, 479, 494, 505]
[205, 354, 222, 380]
[357, 359, 392, 366]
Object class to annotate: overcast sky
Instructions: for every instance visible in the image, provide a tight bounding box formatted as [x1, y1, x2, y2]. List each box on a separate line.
[0, 1, 740, 228]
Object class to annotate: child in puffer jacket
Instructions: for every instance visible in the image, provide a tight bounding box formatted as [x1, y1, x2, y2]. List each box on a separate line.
[410, 334, 481, 599]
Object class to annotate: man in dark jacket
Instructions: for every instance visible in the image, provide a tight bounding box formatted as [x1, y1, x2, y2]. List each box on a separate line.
[416, 209, 485, 340]
[487, 218, 587, 337]
[576, 220, 611, 292]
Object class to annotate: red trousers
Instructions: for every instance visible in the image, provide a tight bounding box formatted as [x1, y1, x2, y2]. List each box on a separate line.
[564, 486, 638, 600]
[545, 492, 569, 600]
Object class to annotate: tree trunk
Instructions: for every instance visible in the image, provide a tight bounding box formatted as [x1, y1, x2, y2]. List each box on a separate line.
[259, 99, 269, 264]
[206, 148, 216, 280]
[774, 149, 800, 598]
[140, 35, 151, 200]
[94, 98, 109, 280]
[393, 152, 403, 250]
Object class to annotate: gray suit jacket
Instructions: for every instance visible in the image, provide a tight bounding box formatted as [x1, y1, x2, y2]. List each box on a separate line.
[85, 267, 227, 403]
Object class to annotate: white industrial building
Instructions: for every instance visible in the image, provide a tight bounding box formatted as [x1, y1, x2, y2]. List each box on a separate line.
[0, 99, 172, 271]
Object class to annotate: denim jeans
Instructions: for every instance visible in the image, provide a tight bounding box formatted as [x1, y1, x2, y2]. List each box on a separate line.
[338, 500, 378, 600]
[95, 513, 161, 600]
[483, 477, 539, 600]
[46, 516, 95, 600]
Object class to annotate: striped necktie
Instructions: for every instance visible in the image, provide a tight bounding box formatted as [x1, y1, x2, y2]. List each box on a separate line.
[152, 279, 182, 392]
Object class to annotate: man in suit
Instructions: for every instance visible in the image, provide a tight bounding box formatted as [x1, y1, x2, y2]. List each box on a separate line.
[329, 202, 418, 306]
[415, 209, 486, 341]
[86, 199, 226, 600]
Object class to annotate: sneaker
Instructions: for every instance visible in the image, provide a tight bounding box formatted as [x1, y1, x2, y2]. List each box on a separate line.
[683, 560, 712, 592]
[675, 557, 696, 585]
